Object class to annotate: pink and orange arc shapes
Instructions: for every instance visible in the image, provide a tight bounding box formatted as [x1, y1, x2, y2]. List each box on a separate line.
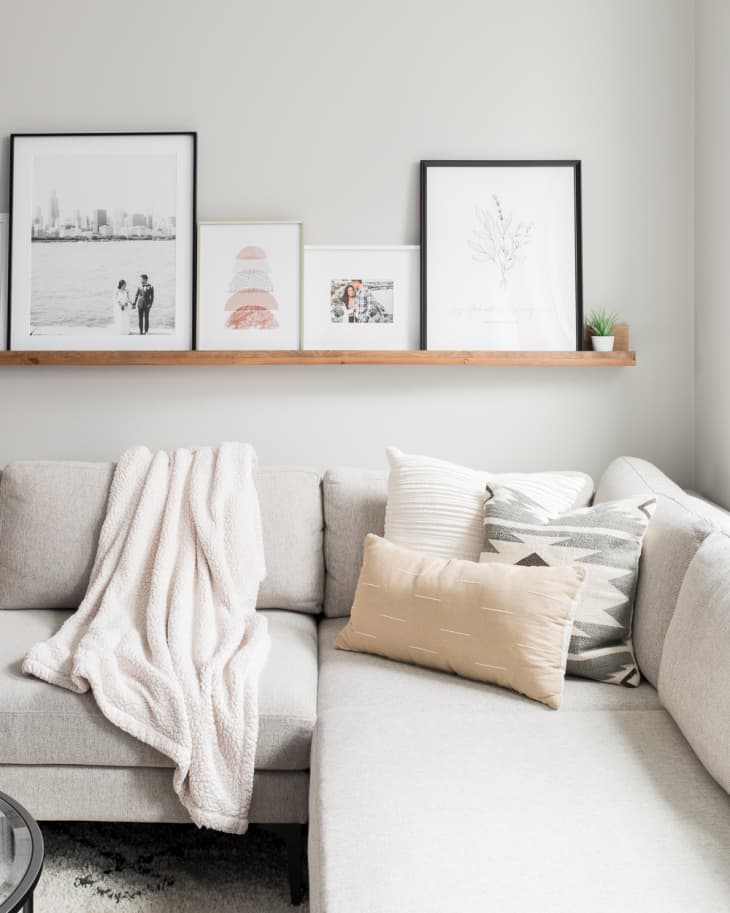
[225, 246, 279, 329]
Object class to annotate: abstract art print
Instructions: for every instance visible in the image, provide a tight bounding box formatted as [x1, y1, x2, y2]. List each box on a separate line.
[302, 246, 419, 350]
[196, 222, 302, 350]
[421, 161, 582, 351]
[8, 133, 196, 350]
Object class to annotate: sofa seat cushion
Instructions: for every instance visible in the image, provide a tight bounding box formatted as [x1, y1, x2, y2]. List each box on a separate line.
[309, 708, 730, 913]
[318, 617, 662, 716]
[2, 767, 310, 825]
[0, 609, 317, 771]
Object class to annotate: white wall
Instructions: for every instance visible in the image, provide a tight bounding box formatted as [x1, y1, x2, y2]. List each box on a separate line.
[695, 0, 730, 507]
[0, 0, 695, 481]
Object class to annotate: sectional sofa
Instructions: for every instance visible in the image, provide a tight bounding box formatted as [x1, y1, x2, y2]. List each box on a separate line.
[0, 456, 728, 911]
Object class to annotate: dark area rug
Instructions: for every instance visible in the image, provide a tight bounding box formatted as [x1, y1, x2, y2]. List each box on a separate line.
[35, 821, 308, 912]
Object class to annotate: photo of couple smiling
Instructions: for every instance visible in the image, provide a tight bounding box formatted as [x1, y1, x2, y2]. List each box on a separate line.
[329, 278, 394, 324]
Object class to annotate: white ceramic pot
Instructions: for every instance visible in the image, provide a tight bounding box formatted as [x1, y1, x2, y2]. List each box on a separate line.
[591, 335, 615, 352]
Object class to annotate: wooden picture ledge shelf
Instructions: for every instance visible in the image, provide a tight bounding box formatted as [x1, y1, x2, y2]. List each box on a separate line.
[0, 324, 634, 366]
[0, 349, 636, 366]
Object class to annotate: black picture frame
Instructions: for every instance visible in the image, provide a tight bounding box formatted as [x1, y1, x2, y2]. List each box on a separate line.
[8, 131, 197, 351]
[420, 160, 583, 351]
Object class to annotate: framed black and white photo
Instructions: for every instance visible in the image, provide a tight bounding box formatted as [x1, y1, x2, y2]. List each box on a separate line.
[302, 246, 419, 350]
[197, 221, 302, 350]
[421, 160, 582, 351]
[0, 214, 8, 350]
[8, 132, 196, 350]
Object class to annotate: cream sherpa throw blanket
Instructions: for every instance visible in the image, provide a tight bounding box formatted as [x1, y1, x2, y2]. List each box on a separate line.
[22, 443, 270, 834]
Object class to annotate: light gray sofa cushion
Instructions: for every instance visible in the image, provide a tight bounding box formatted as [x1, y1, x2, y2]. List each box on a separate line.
[323, 469, 388, 618]
[593, 457, 714, 686]
[318, 617, 662, 716]
[594, 455, 688, 504]
[2, 767, 309, 825]
[0, 461, 115, 609]
[255, 466, 324, 613]
[0, 462, 324, 614]
[323, 467, 594, 619]
[685, 491, 730, 533]
[0, 608, 318, 771]
[659, 531, 730, 794]
[309, 707, 730, 913]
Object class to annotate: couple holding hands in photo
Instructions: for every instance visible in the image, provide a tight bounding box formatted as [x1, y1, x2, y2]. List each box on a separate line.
[114, 273, 155, 335]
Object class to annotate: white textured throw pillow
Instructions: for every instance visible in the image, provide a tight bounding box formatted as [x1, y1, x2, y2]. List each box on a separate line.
[384, 447, 594, 562]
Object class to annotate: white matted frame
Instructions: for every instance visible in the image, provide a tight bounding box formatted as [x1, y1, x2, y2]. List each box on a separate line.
[0, 215, 7, 350]
[197, 221, 302, 351]
[303, 245, 419, 350]
[9, 132, 196, 351]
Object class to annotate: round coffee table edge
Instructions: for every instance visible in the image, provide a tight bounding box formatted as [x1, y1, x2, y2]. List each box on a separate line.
[0, 790, 44, 913]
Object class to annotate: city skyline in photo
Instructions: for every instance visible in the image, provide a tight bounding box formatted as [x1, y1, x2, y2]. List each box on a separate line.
[32, 152, 177, 238]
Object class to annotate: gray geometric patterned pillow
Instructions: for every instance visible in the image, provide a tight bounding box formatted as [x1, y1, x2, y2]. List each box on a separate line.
[480, 487, 656, 686]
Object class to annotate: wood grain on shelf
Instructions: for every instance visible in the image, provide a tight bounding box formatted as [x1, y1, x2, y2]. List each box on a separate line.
[0, 349, 636, 366]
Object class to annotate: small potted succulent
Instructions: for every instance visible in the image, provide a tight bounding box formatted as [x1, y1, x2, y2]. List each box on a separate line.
[586, 308, 619, 352]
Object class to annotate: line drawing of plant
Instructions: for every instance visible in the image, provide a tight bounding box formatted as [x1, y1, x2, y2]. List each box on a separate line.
[468, 194, 534, 289]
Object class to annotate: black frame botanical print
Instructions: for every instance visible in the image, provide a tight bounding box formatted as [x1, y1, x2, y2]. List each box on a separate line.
[421, 160, 583, 351]
[8, 131, 197, 350]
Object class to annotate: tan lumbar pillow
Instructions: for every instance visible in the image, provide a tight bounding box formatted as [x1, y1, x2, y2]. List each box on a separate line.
[335, 534, 586, 709]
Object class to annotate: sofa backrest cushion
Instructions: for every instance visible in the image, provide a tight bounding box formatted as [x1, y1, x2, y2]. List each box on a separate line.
[658, 531, 730, 794]
[323, 468, 388, 617]
[0, 461, 324, 614]
[255, 467, 324, 613]
[0, 461, 115, 609]
[593, 457, 714, 686]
